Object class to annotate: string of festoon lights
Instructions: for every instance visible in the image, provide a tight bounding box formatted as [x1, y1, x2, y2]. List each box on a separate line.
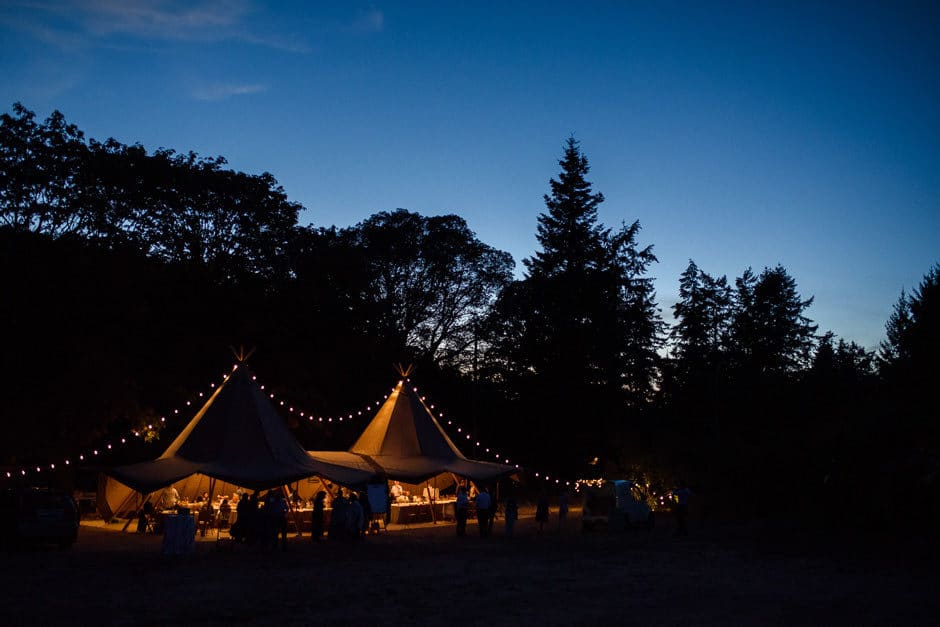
[9, 365, 582, 493]
[249, 373, 389, 425]
[399, 379, 584, 492]
[3, 365, 241, 480]
[255, 373, 583, 493]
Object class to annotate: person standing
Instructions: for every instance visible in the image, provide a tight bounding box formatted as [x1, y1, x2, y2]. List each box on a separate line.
[311, 491, 326, 541]
[535, 493, 549, 534]
[558, 490, 569, 531]
[455, 485, 469, 536]
[346, 493, 365, 541]
[329, 489, 348, 541]
[503, 497, 518, 538]
[475, 487, 491, 537]
[672, 481, 694, 537]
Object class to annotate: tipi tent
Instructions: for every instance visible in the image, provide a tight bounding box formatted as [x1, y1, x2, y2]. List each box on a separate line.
[313, 377, 516, 485]
[99, 364, 375, 519]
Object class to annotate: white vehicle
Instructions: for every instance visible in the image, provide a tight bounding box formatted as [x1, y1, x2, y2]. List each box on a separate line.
[581, 480, 653, 531]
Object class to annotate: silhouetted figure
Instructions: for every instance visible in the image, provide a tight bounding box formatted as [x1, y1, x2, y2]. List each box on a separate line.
[216, 497, 231, 534]
[346, 493, 364, 541]
[486, 487, 498, 535]
[232, 491, 256, 543]
[136, 508, 148, 534]
[535, 494, 549, 534]
[558, 491, 569, 530]
[360, 489, 373, 534]
[475, 488, 491, 537]
[455, 485, 469, 536]
[311, 491, 326, 541]
[259, 491, 277, 549]
[329, 489, 348, 541]
[504, 497, 518, 538]
[672, 481, 693, 537]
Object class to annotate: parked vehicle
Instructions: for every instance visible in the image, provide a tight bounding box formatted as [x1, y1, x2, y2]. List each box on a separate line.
[581, 480, 653, 531]
[0, 487, 80, 548]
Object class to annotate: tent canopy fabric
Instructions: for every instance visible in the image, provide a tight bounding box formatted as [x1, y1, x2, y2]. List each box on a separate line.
[106, 365, 376, 494]
[314, 379, 516, 484]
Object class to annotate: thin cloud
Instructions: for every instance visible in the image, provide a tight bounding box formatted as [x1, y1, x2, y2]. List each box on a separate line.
[191, 82, 268, 101]
[3, 0, 310, 52]
[352, 8, 383, 33]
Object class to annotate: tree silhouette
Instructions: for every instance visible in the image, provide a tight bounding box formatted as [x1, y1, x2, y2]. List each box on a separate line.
[730, 265, 817, 376]
[341, 209, 513, 367]
[489, 137, 662, 470]
[670, 259, 733, 385]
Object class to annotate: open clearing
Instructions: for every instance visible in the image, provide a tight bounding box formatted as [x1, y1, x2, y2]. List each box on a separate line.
[3, 511, 936, 626]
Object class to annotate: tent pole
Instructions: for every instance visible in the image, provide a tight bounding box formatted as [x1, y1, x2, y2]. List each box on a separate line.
[120, 491, 144, 532]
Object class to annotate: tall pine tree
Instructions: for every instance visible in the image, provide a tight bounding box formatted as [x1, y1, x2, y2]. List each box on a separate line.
[489, 138, 662, 471]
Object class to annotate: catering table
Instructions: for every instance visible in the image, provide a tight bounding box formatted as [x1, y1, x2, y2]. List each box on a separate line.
[162, 514, 196, 555]
[389, 499, 456, 524]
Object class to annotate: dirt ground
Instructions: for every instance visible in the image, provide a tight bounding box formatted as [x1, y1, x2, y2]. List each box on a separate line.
[2, 508, 937, 627]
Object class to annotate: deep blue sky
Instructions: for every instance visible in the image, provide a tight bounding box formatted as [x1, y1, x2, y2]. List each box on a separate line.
[2, 1, 938, 349]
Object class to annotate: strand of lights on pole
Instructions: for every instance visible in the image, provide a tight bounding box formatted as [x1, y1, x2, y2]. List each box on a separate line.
[4, 366, 239, 480]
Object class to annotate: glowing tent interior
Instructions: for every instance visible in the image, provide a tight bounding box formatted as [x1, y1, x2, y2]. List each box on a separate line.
[98, 364, 375, 521]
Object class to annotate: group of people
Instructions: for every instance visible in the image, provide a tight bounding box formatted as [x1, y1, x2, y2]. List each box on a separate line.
[454, 485, 521, 537]
[314, 488, 370, 542]
[229, 489, 290, 549]
[141, 479, 696, 543]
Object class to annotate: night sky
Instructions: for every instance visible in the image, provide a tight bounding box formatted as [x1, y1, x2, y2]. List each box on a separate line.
[2, 1, 938, 349]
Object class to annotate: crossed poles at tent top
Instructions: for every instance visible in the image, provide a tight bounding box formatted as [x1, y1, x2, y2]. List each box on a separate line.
[6, 364, 582, 491]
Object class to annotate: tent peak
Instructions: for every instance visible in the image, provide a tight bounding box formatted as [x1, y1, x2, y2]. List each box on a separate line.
[231, 345, 256, 364]
[394, 362, 414, 377]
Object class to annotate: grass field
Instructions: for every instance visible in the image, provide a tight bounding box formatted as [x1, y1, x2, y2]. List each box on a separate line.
[2, 509, 936, 626]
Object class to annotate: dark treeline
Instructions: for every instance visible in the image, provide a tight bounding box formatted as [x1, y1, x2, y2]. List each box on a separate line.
[2, 104, 937, 530]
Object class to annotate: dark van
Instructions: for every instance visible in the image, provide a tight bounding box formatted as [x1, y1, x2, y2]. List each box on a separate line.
[0, 487, 80, 548]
